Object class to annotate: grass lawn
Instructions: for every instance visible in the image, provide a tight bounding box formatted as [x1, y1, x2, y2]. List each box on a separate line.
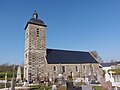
[30, 84, 52, 90]
[92, 86, 103, 90]
[0, 83, 11, 89]
[93, 86, 120, 90]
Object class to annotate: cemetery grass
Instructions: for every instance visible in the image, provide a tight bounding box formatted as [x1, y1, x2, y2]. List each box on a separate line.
[30, 85, 65, 90]
[0, 83, 11, 89]
[92, 86, 103, 90]
[0, 78, 12, 80]
[93, 86, 120, 90]
[30, 84, 52, 90]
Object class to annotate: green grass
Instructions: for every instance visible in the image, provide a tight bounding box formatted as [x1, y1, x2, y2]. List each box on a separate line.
[0, 78, 12, 81]
[30, 84, 52, 90]
[74, 82, 87, 87]
[0, 83, 11, 89]
[109, 69, 120, 75]
[93, 86, 120, 90]
[92, 86, 103, 90]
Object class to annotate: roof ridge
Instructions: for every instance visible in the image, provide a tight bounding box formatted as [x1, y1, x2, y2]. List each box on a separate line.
[47, 48, 88, 53]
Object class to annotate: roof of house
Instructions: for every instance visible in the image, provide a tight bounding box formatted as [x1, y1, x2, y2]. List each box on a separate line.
[101, 62, 120, 67]
[46, 49, 98, 64]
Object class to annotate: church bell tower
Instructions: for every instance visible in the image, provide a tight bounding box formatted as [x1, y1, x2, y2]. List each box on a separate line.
[24, 11, 47, 80]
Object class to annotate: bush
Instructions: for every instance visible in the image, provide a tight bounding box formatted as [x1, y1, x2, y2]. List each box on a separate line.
[108, 69, 120, 75]
[0, 73, 5, 78]
[67, 75, 73, 81]
[0, 72, 13, 79]
[74, 82, 87, 87]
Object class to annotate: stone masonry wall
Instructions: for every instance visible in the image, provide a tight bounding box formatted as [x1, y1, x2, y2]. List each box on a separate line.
[24, 24, 46, 80]
[46, 63, 103, 82]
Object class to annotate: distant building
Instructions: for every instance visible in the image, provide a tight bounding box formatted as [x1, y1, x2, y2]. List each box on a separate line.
[102, 62, 120, 69]
[102, 62, 120, 83]
[24, 11, 103, 82]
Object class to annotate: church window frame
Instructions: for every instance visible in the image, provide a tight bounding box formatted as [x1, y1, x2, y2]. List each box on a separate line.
[62, 66, 65, 73]
[53, 66, 56, 72]
[76, 66, 78, 72]
[36, 28, 39, 37]
[83, 65, 85, 70]
[26, 53, 27, 58]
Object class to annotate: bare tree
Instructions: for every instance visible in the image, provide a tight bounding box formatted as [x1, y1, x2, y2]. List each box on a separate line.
[90, 51, 103, 63]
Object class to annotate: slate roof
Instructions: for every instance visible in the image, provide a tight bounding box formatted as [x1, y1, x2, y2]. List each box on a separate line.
[101, 62, 120, 67]
[25, 18, 47, 30]
[46, 49, 98, 64]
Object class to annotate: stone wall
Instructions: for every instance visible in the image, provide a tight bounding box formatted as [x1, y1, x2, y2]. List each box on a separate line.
[46, 63, 103, 82]
[24, 24, 46, 80]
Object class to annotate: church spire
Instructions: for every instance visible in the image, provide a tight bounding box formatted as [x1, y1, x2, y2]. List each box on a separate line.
[33, 10, 38, 19]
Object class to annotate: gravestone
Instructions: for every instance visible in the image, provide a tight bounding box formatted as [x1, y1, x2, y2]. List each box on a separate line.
[16, 66, 22, 82]
[81, 85, 92, 90]
[52, 84, 57, 90]
[66, 81, 73, 90]
[5, 73, 7, 89]
[11, 65, 15, 90]
[57, 73, 65, 85]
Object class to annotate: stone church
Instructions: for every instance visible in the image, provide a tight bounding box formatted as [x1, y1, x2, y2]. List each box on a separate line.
[24, 11, 102, 82]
